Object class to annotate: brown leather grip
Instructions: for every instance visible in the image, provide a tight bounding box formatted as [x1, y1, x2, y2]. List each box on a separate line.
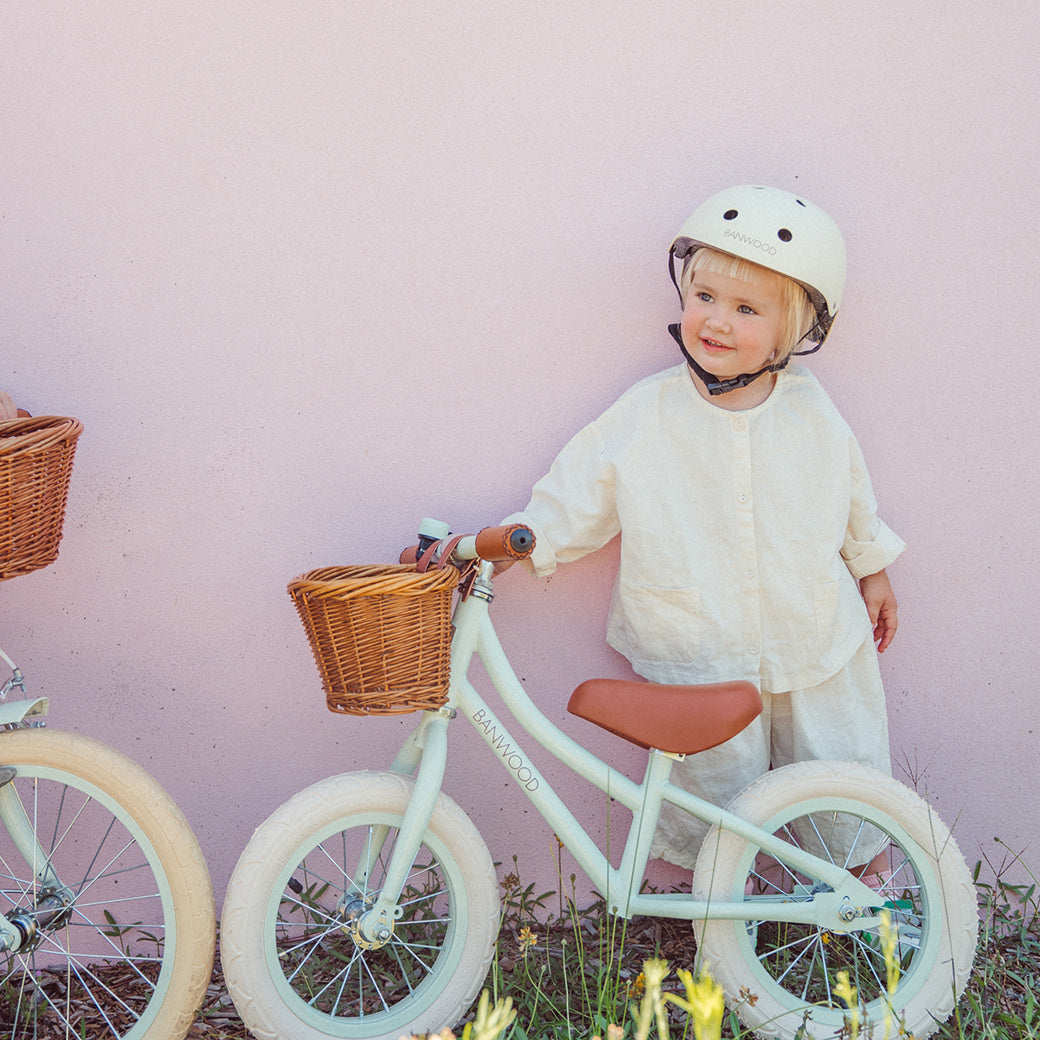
[473, 524, 535, 562]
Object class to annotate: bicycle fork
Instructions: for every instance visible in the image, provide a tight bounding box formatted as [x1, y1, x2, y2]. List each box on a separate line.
[0, 680, 71, 954]
[344, 710, 451, 949]
[0, 772, 74, 953]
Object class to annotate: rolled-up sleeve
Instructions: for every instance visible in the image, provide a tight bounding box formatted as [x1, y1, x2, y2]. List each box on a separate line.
[841, 436, 906, 579]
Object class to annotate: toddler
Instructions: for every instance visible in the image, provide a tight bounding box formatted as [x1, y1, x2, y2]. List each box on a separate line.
[504, 185, 904, 867]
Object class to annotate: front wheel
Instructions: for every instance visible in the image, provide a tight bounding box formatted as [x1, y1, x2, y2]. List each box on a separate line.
[0, 728, 216, 1039]
[693, 761, 978, 1040]
[221, 770, 500, 1040]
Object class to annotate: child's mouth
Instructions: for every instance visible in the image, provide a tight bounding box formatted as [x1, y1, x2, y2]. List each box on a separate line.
[701, 338, 731, 352]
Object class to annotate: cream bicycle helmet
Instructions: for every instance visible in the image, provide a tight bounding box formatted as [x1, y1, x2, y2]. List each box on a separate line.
[667, 185, 847, 395]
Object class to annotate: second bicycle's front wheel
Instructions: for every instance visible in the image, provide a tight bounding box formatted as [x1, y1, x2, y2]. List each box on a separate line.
[692, 760, 978, 1040]
[0, 728, 216, 1040]
[221, 770, 500, 1040]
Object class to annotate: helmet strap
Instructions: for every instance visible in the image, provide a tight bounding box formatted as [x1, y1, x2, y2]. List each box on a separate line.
[668, 323, 787, 396]
[791, 329, 823, 357]
[668, 244, 685, 304]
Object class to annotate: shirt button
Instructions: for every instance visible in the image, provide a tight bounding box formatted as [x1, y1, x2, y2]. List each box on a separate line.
[748, 645, 760, 656]
[732, 417, 747, 432]
[744, 566, 755, 579]
[737, 490, 750, 504]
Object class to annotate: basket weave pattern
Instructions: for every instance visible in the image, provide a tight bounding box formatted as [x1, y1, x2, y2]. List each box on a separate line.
[0, 416, 83, 581]
[288, 563, 458, 715]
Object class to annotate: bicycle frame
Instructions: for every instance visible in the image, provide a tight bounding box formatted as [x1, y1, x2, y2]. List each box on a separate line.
[364, 560, 884, 941]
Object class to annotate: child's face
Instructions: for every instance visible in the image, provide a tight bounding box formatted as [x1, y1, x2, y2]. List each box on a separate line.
[680, 267, 786, 383]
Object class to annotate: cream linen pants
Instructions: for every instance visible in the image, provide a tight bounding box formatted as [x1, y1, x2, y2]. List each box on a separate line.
[649, 634, 891, 870]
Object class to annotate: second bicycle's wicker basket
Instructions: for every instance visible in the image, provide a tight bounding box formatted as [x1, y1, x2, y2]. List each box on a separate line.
[0, 415, 84, 581]
[288, 563, 459, 715]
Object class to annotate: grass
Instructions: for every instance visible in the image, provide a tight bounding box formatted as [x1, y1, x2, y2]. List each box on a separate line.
[448, 842, 1040, 1040]
[930, 840, 1040, 1040]
[480, 859, 758, 1039]
[174, 840, 1037, 1039]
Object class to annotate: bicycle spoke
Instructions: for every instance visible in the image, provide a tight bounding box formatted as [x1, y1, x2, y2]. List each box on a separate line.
[1, 777, 168, 1036]
[271, 821, 454, 1020]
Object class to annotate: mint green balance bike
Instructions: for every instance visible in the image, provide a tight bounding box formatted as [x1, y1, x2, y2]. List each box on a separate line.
[0, 412, 215, 1039]
[0, 644, 216, 1039]
[221, 521, 977, 1040]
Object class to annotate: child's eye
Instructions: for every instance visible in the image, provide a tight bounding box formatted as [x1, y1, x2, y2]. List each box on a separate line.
[696, 292, 714, 303]
[738, 304, 757, 315]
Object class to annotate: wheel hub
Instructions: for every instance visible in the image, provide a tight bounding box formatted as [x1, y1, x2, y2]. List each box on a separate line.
[338, 895, 393, 950]
[7, 888, 75, 952]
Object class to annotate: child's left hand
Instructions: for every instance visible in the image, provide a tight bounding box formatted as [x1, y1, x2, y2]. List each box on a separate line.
[860, 569, 898, 653]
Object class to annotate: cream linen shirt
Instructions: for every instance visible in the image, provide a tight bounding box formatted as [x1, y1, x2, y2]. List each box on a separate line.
[505, 363, 905, 693]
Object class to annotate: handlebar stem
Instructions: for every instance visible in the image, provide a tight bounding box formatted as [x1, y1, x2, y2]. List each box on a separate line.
[467, 562, 495, 603]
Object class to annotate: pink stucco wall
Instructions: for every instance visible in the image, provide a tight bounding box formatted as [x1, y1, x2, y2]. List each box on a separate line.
[2, 3, 1037, 905]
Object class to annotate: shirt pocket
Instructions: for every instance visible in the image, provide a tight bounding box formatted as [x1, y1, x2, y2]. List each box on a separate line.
[614, 582, 701, 663]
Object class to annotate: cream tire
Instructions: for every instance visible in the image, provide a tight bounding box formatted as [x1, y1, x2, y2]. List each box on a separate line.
[0, 728, 216, 1039]
[693, 760, 977, 1040]
[221, 770, 500, 1040]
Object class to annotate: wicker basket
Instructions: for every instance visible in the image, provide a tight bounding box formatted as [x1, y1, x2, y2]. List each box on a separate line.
[0, 416, 84, 581]
[288, 563, 459, 715]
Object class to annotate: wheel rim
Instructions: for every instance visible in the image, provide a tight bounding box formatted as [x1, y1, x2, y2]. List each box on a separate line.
[0, 766, 176, 1040]
[262, 810, 469, 1038]
[728, 798, 941, 1031]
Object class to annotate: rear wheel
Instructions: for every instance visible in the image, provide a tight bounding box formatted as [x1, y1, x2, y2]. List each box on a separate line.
[221, 770, 500, 1040]
[0, 729, 216, 1039]
[693, 761, 977, 1040]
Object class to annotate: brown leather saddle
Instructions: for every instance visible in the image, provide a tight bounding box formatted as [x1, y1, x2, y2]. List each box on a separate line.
[568, 677, 762, 755]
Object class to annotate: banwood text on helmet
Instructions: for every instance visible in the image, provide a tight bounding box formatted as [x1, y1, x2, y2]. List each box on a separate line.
[669, 184, 847, 352]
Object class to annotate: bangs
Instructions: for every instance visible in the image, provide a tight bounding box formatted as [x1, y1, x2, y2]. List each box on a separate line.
[682, 247, 788, 296]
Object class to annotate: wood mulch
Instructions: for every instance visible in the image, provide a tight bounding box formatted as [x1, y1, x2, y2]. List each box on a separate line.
[185, 970, 251, 1039]
[8, 918, 700, 1039]
[0, 943, 251, 1040]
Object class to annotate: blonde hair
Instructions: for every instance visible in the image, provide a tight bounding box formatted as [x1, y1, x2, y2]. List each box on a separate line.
[680, 247, 817, 364]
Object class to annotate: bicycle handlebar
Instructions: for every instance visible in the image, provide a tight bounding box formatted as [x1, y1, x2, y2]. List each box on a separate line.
[472, 524, 535, 562]
[400, 522, 535, 567]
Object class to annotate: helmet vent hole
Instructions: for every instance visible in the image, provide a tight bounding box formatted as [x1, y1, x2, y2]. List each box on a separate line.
[777, 228, 793, 242]
[723, 209, 738, 220]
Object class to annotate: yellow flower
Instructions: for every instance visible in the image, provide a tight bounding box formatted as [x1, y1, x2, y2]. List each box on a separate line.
[879, 908, 900, 996]
[632, 959, 671, 1040]
[834, 969, 860, 1040]
[518, 926, 538, 956]
[627, 971, 646, 999]
[669, 966, 725, 1040]
[877, 908, 902, 1040]
[459, 991, 515, 1040]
